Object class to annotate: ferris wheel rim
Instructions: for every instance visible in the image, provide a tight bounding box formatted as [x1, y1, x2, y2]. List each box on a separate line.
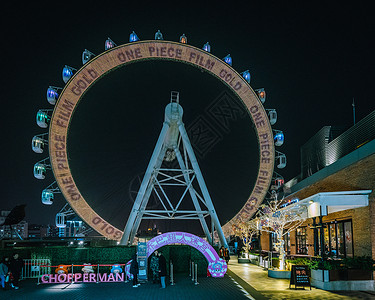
[48, 40, 275, 240]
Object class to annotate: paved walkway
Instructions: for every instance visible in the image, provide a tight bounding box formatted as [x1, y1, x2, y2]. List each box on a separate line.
[227, 260, 375, 300]
[2, 273, 252, 300]
[3, 262, 375, 299]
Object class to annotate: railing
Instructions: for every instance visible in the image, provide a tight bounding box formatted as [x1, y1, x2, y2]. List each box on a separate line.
[170, 260, 175, 285]
[190, 260, 199, 285]
[36, 263, 129, 285]
[22, 259, 51, 279]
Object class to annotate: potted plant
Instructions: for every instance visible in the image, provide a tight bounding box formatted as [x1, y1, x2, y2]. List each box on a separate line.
[311, 256, 375, 283]
[343, 256, 374, 280]
[323, 259, 347, 281]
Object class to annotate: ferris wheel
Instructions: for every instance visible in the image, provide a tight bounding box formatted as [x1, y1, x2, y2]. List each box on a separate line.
[32, 30, 286, 241]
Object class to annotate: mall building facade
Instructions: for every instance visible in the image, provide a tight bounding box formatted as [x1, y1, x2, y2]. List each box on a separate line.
[259, 110, 375, 261]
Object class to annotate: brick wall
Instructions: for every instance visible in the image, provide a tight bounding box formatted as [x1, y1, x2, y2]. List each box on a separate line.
[258, 196, 374, 258]
[281, 153, 375, 259]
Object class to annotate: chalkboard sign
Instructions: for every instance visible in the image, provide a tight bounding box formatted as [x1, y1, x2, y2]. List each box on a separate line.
[289, 265, 311, 290]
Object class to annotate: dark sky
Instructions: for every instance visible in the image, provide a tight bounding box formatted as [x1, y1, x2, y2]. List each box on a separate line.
[1, 3, 374, 229]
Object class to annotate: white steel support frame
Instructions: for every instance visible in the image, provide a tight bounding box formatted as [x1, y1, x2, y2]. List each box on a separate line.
[120, 92, 228, 248]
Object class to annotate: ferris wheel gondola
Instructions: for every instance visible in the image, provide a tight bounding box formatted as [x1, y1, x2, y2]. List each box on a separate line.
[202, 42, 211, 52]
[32, 133, 48, 153]
[255, 88, 266, 104]
[179, 34, 187, 44]
[273, 130, 285, 146]
[62, 65, 77, 83]
[275, 151, 287, 169]
[82, 49, 95, 65]
[41, 181, 61, 205]
[33, 158, 51, 180]
[105, 37, 117, 50]
[129, 31, 139, 42]
[240, 70, 251, 83]
[267, 109, 277, 125]
[46, 86, 62, 105]
[36, 109, 52, 128]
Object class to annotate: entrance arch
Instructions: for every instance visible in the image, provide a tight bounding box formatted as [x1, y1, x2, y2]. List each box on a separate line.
[147, 232, 227, 277]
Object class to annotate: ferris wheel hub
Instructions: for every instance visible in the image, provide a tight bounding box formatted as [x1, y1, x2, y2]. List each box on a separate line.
[164, 101, 183, 149]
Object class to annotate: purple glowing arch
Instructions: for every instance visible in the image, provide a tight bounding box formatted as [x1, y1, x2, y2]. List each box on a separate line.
[147, 231, 227, 278]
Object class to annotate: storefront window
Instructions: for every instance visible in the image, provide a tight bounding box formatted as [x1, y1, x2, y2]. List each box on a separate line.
[317, 228, 322, 256]
[284, 232, 290, 255]
[344, 221, 353, 258]
[296, 227, 307, 254]
[337, 222, 345, 258]
[270, 232, 278, 252]
[323, 220, 353, 258]
[330, 223, 337, 257]
[324, 226, 330, 256]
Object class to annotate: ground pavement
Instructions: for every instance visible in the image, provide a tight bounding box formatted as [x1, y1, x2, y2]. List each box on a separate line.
[4, 262, 375, 299]
[1, 272, 252, 300]
[227, 260, 375, 300]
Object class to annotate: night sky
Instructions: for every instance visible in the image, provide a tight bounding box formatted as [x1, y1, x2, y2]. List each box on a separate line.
[1, 3, 374, 231]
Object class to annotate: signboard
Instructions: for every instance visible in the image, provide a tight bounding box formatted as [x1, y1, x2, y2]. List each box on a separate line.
[138, 242, 148, 281]
[289, 265, 311, 290]
[41, 273, 125, 284]
[31, 266, 40, 272]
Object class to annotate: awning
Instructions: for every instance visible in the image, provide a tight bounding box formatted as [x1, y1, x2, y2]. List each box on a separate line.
[280, 190, 372, 218]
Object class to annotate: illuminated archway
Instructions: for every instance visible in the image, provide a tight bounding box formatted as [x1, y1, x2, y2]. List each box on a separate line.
[147, 231, 227, 277]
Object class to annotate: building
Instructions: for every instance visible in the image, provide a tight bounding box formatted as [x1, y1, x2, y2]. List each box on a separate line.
[0, 210, 28, 239]
[259, 110, 375, 261]
[28, 224, 49, 239]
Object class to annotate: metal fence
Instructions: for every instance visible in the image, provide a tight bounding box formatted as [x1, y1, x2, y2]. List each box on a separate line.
[22, 258, 51, 279]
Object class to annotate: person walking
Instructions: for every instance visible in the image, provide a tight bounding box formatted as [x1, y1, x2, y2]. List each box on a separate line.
[0, 257, 9, 290]
[237, 246, 242, 258]
[219, 246, 225, 259]
[9, 253, 23, 290]
[149, 251, 159, 284]
[224, 247, 230, 265]
[158, 251, 167, 289]
[130, 255, 140, 288]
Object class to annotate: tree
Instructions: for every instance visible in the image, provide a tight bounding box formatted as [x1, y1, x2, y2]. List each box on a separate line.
[232, 218, 259, 258]
[256, 192, 307, 270]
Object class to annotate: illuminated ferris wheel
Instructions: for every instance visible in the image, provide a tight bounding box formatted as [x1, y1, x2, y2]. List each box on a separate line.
[32, 30, 286, 242]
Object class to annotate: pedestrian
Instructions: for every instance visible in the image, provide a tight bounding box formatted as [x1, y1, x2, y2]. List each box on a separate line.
[237, 246, 242, 258]
[3, 257, 10, 269]
[9, 253, 23, 290]
[219, 246, 225, 259]
[158, 251, 167, 289]
[150, 250, 159, 284]
[130, 255, 140, 288]
[0, 257, 9, 290]
[224, 247, 230, 265]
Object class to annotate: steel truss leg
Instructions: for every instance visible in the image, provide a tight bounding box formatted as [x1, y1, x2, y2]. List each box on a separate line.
[178, 122, 228, 248]
[174, 147, 212, 244]
[120, 122, 170, 245]
[128, 146, 167, 244]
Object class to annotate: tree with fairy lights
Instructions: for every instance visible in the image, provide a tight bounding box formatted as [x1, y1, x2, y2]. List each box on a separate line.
[256, 191, 307, 270]
[232, 218, 259, 258]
